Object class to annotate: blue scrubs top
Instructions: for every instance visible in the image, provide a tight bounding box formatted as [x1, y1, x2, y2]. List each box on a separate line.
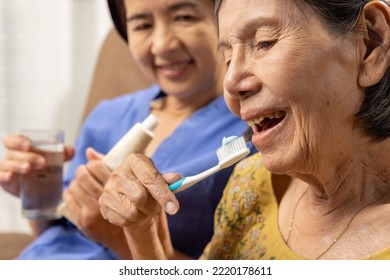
[18, 85, 252, 259]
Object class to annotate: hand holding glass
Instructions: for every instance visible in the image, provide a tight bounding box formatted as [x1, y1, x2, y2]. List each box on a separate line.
[19, 130, 64, 220]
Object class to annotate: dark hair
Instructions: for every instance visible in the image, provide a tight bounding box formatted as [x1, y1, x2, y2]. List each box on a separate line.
[215, 0, 390, 141]
[108, 0, 128, 42]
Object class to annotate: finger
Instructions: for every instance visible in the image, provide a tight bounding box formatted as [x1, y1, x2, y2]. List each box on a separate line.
[0, 171, 13, 183]
[128, 154, 179, 215]
[109, 167, 161, 216]
[99, 202, 130, 227]
[0, 158, 31, 174]
[67, 178, 96, 207]
[3, 135, 31, 151]
[4, 150, 45, 170]
[62, 189, 81, 226]
[99, 192, 109, 220]
[86, 147, 104, 161]
[99, 191, 148, 227]
[86, 160, 111, 185]
[162, 173, 183, 185]
[74, 166, 104, 199]
[64, 146, 75, 161]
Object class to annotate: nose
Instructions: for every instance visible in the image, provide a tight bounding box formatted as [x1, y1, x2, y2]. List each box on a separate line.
[224, 53, 261, 100]
[151, 25, 179, 56]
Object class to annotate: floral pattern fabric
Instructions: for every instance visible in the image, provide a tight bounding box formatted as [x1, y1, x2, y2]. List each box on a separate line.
[201, 153, 390, 260]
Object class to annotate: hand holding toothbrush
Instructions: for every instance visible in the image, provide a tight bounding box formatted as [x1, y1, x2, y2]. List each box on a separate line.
[99, 153, 181, 259]
[99, 135, 250, 259]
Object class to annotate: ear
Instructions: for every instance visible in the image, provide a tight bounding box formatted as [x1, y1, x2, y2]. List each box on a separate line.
[358, 1, 390, 87]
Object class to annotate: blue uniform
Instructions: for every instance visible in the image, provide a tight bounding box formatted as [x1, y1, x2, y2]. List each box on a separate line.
[18, 85, 252, 259]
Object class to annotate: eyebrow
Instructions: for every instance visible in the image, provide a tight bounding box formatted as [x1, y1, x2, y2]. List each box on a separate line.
[217, 15, 279, 51]
[127, 1, 198, 23]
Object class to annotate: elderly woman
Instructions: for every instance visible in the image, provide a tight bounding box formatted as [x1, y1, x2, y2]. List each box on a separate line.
[99, 0, 390, 259]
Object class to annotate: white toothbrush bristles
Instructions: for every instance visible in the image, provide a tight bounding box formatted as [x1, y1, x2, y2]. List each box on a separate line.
[216, 136, 249, 162]
[169, 135, 250, 193]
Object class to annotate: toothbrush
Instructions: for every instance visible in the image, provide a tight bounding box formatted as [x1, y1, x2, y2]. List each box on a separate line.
[169, 135, 250, 193]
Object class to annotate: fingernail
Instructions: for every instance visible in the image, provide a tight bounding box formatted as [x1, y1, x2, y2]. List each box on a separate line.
[2, 172, 12, 181]
[33, 158, 44, 169]
[19, 163, 29, 172]
[20, 141, 30, 150]
[165, 201, 178, 215]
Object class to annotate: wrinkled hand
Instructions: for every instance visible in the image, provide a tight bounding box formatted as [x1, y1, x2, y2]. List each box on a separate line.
[0, 134, 74, 197]
[99, 153, 181, 230]
[62, 148, 126, 248]
[99, 153, 181, 259]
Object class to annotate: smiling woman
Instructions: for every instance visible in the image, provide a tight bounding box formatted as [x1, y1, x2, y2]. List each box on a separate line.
[205, 0, 390, 259]
[98, 0, 390, 260]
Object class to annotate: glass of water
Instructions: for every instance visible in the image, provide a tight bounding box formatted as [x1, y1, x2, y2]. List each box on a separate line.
[19, 130, 64, 220]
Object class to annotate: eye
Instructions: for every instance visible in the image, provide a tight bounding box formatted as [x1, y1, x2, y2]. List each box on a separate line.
[256, 40, 276, 50]
[175, 14, 196, 22]
[131, 23, 152, 32]
[223, 51, 232, 67]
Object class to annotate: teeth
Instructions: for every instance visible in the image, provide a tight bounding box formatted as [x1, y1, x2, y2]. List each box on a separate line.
[160, 62, 188, 70]
[275, 111, 282, 119]
[246, 111, 285, 126]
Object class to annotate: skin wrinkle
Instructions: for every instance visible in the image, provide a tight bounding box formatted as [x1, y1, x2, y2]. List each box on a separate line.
[220, 0, 390, 227]
[129, 154, 169, 206]
[109, 172, 139, 216]
[216, 1, 388, 142]
[120, 173, 160, 216]
[112, 187, 142, 226]
[90, 0, 390, 259]
[292, 38, 362, 192]
[300, 145, 390, 220]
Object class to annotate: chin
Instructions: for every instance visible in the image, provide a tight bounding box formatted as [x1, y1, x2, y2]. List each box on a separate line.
[261, 153, 293, 175]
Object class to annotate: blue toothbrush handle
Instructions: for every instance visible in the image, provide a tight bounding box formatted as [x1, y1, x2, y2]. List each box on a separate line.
[169, 177, 187, 192]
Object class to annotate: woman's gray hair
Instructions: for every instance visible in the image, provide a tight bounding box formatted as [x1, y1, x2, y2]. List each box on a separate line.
[215, 0, 390, 141]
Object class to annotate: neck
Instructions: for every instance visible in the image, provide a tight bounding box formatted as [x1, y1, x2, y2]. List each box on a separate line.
[293, 138, 390, 216]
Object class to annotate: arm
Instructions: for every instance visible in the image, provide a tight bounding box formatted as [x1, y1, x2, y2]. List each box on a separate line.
[122, 211, 192, 260]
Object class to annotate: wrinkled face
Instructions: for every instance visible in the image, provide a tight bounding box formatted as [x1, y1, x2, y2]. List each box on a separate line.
[125, 0, 224, 99]
[218, 0, 363, 175]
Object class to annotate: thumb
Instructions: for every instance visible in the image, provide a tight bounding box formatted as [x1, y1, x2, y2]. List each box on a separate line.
[163, 173, 183, 185]
[64, 146, 75, 161]
[86, 147, 104, 161]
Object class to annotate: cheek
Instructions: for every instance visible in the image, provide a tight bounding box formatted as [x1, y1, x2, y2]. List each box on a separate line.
[129, 40, 150, 67]
[224, 91, 241, 117]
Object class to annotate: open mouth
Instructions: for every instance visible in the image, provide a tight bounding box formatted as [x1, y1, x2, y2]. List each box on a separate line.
[248, 110, 286, 133]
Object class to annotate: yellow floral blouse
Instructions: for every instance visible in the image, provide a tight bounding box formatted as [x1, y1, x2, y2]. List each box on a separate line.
[201, 153, 390, 260]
